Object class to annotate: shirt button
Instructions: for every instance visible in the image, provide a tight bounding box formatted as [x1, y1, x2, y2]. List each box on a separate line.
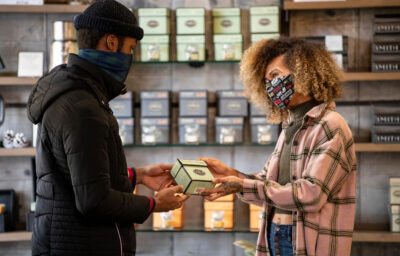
[292, 175, 297, 180]
[274, 237, 280, 242]
[275, 249, 280, 255]
[293, 141, 298, 146]
[274, 243, 280, 248]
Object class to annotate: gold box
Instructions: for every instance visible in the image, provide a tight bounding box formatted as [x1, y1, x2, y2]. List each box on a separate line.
[153, 205, 184, 230]
[204, 201, 234, 230]
[249, 204, 263, 232]
[213, 194, 235, 202]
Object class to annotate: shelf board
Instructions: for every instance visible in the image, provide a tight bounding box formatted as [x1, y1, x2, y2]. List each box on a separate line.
[0, 4, 88, 13]
[0, 231, 31, 242]
[0, 230, 399, 243]
[0, 76, 38, 86]
[1, 144, 400, 157]
[343, 72, 400, 82]
[284, 0, 400, 10]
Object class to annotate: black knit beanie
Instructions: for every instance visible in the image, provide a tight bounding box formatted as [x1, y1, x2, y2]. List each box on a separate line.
[74, 0, 143, 40]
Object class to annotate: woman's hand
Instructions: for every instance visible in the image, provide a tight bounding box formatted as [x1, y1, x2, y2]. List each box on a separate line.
[198, 157, 238, 178]
[199, 176, 244, 201]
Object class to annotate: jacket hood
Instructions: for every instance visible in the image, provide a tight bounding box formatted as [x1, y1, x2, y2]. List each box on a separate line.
[27, 54, 126, 124]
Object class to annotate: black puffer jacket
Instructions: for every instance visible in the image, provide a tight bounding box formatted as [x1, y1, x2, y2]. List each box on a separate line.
[27, 54, 152, 256]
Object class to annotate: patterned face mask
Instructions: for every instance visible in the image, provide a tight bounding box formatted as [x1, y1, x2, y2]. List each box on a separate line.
[265, 74, 295, 109]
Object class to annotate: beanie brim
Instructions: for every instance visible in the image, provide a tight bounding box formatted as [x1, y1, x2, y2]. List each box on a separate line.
[74, 14, 144, 40]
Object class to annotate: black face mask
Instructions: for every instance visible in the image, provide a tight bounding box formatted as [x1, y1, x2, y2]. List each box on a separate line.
[265, 74, 295, 109]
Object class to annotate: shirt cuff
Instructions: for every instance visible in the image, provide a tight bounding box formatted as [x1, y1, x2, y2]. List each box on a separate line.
[242, 178, 266, 202]
[127, 167, 137, 185]
[147, 197, 156, 213]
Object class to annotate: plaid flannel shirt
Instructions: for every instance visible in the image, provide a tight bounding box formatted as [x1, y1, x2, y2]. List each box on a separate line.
[239, 101, 357, 256]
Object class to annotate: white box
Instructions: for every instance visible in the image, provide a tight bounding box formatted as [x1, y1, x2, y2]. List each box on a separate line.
[18, 52, 43, 77]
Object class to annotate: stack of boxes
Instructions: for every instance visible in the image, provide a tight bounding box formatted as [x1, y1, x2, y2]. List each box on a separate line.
[372, 15, 400, 72]
[110, 91, 135, 145]
[249, 103, 279, 144]
[212, 8, 242, 61]
[204, 194, 234, 231]
[371, 105, 400, 143]
[305, 35, 349, 71]
[138, 8, 170, 62]
[216, 91, 247, 144]
[140, 91, 171, 144]
[176, 8, 206, 61]
[389, 177, 400, 232]
[250, 6, 280, 45]
[178, 91, 208, 144]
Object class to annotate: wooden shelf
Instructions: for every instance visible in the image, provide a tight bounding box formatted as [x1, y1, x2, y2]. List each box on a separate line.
[0, 4, 88, 13]
[0, 231, 31, 242]
[0, 230, 399, 243]
[352, 231, 400, 243]
[1, 144, 400, 157]
[343, 72, 400, 82]
[284, 0, 400, 10]
[0, 77, 38, 86]
[1, 73, 400, 86]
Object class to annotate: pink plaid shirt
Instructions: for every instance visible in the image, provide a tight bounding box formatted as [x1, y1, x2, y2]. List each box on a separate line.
[240, 101, 357, 256]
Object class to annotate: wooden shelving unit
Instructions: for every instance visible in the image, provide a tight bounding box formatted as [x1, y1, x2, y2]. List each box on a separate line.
[1, 144, 400, 157]
[0, 4, 88, 13]
[284, 0, 400, 10]
[0, 230, 399, 243]
[1, 73, 400, 86]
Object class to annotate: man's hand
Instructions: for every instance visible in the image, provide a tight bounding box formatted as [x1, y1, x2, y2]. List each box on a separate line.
[198, 158, 238, 178]
[154, 185, 190, 212]
[136, 164, 175, 191]
[199, 176, 244, 201]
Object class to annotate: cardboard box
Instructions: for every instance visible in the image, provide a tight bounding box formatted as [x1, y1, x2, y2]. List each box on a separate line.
[371, 105, 400, 126]
[372, 54, 400, 72]
[390, 178, 400, 205]
[178, 117, 208, 144]
[251, 33, 280, 44]
[212, 8, 241, 34]
[153, 205, 184, 230]
[176, 8, 205, 35]
[215, 117, 244, 144]
[217, 90, 248, 117]
[110, 91, 134, 117]
[116, 118, 134, 145]
[213, 194, 234, 202]
[374, 16, 400, 34]
[213, 34, 242, 61]
[371, 126, 400, 143]
[140, 35, 170, 62]
[140, 91, 170, 117]
[250, 6, 280, 34]
[170, 159, 215, 195]
[204, 201, 234, 230]
[372, 35, 400, 54]
[250, 103, 265, 116]
[249, 204, 263, 232]
[179, 90, 208, 117]
[250, 117, 280, 144]
[140, 118, 170, 144]
[176, 35, 206, 61]
[138, 8, 170, 35]
[305, 35, 349, 53]
[391, 204, 400, 232]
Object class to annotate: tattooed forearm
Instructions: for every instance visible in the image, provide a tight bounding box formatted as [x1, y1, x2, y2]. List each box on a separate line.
[222, 182, 242, 193]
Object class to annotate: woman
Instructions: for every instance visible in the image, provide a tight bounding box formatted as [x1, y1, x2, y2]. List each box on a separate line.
[200, 38, 356, 256]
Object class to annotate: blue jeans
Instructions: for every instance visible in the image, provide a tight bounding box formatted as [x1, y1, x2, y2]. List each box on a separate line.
[267, 222, 294, 256]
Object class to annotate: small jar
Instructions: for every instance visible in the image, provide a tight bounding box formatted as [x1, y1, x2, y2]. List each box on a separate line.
[184, 124, 200, 144]
[160, 211, 174, 230]
[142, 125, 158, 145]
[257, 125, 272, 144]
[186, 45, 200, 61]
[147, 44, 161, 61]
[222, 44, 235, 60]
[211, 210, 225, 230]
[219, 126, 235, 144]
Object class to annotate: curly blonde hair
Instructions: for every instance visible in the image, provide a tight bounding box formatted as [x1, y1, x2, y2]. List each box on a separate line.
[240, 37, 343, 123]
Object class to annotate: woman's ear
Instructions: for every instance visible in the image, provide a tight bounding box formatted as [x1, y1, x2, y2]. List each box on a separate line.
[105, 34, 119, 52]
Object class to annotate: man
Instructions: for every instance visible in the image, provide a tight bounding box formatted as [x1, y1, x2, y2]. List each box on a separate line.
[27, 0, 188, 255]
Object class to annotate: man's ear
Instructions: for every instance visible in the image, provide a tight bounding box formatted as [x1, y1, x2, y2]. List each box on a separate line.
[105, 34, 119, 52]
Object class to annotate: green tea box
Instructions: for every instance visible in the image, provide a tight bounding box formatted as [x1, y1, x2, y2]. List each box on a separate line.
[390, 177, 400, 204]
[140, 35, 170, 62]
[176, 8, 205, 35]
[251, 33, 280, 44]
[250, 6, 280, 34]
[170, 159, 215, 194]
[214, 34, 242, 61]
[138, 8, 170, 35]
[176, 35, 205, 61]
[212, 8, 241, 34]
